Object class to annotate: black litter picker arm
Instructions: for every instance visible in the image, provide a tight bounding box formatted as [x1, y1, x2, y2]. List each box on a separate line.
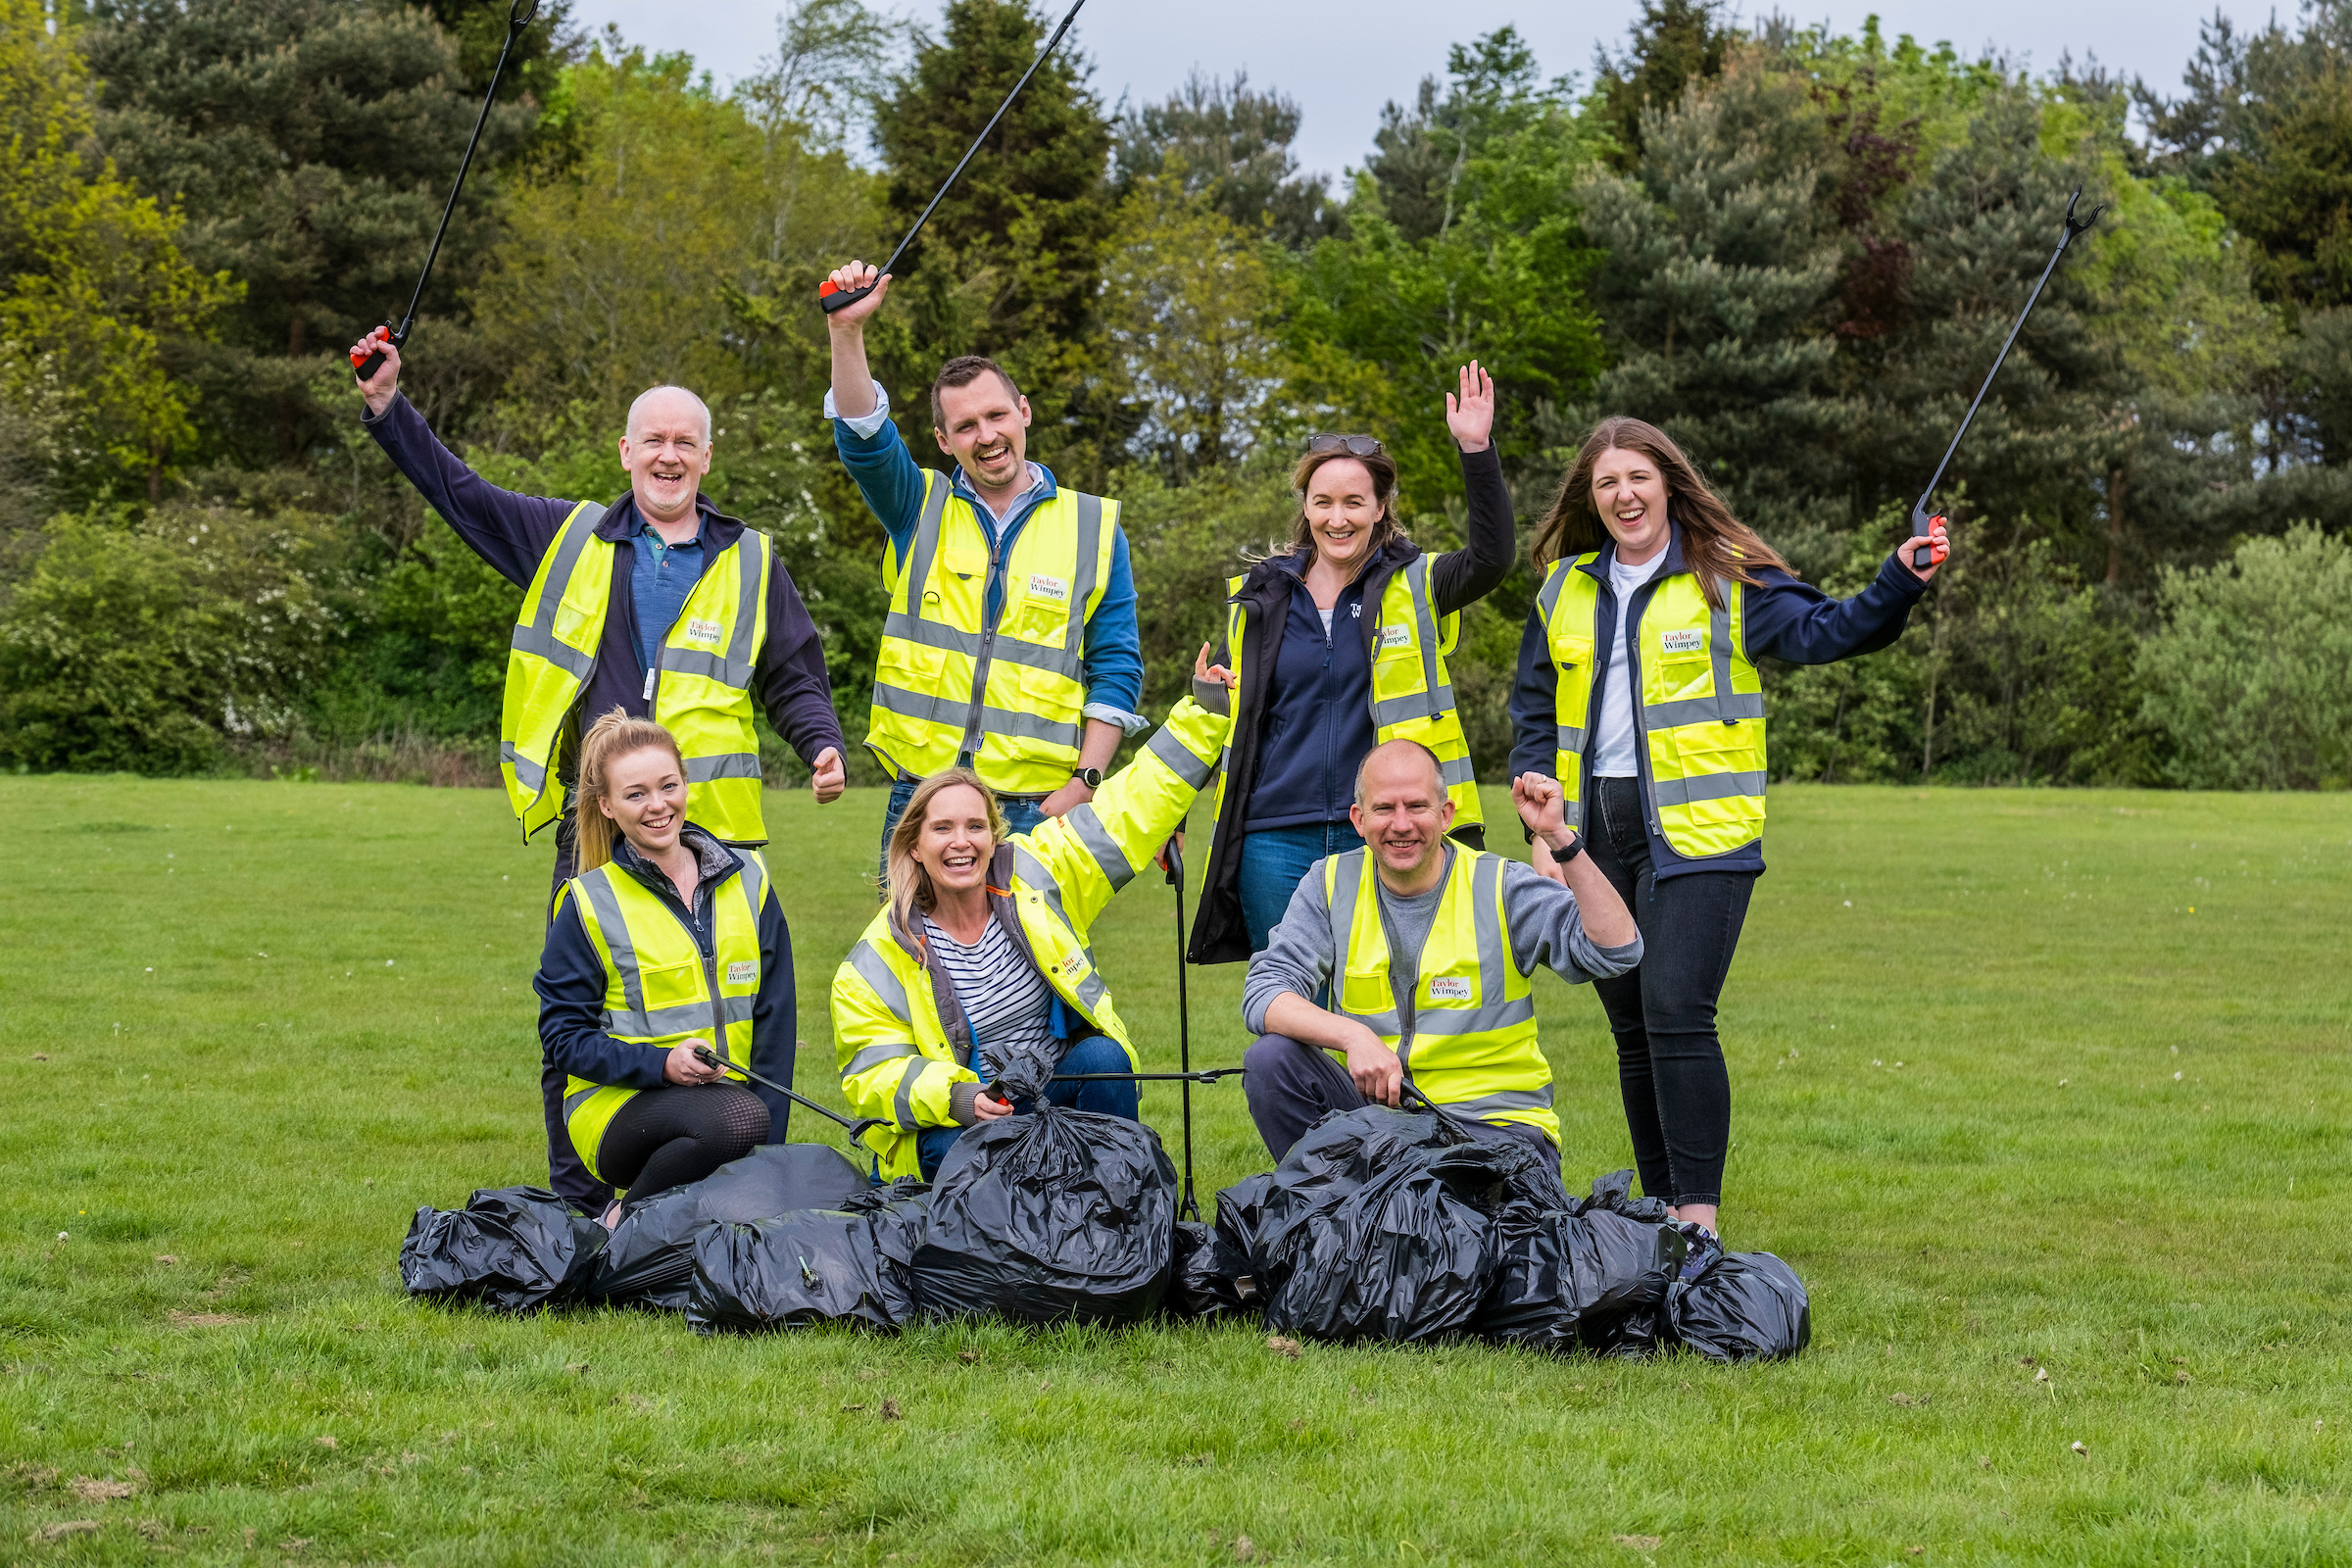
[1909, 186, 2105, 567]
[691, 1044, 890, 1146]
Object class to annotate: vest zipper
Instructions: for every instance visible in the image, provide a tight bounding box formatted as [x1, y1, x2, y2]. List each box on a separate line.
[648, 870, 726, 1065]
[958, 522, 1007, 766]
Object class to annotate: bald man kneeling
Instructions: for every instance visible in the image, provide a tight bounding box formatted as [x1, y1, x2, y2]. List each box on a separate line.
[355, 331, 850, 1215]
[1241, 740, 1642, 1165]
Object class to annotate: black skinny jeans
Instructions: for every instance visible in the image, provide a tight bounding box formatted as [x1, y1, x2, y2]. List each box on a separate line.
[1584, 775, 1753, 1208]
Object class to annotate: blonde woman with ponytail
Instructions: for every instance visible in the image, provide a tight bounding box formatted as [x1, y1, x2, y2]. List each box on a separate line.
[534, 710, 798, 1224]
[832, 662, 1236, 1182]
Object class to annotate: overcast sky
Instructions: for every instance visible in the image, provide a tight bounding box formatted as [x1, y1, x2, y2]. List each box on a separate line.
[569, 0, 2250, 177]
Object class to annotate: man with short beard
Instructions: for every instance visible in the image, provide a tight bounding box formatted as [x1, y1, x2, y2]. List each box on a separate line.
[820, 260, 1148, 881]
[356, 332, 849, 1210]
[1241, 740, 1642, 1165]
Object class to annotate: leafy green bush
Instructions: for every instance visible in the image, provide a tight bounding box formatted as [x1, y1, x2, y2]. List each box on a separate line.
[0, 506, 345, 773]
[2138, 523, 2352, 789]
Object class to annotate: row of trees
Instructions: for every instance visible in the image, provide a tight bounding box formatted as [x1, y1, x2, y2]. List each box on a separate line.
[1, 0, 2347, 787]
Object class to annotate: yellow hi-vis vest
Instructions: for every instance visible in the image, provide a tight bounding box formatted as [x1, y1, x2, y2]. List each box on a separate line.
[1200, 553, 1484, 837]
[1324, 844, 1554, 1145]
[1534, 555, 1767, 859]
[502, 502, 773, 843]
[865, 471, 1117, 796]
[831, 696, 1229, 1179]
[555, 848, 767, 1186]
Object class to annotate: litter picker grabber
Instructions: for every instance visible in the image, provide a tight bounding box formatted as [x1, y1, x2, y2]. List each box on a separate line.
[690, 1044, 891, 1148]
[1047, 1068, 1244, 1084]
[816, 0, 1089, 315]
[1908, 186, 2105, 568]
[350, 0, 542, 382]
[1161, 830, 1200, 1220]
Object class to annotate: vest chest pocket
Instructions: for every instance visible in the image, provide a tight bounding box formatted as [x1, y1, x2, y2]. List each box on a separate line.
[1375, 621, 1417, 661]
[614, 955, 709, 1037]
[1551, 634, 1593, 671]
[1004, 570, 1078, 646]
[940, 539, 988, 582]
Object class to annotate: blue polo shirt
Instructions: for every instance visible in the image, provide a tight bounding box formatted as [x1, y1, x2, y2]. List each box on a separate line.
[630, 518, 709, 673]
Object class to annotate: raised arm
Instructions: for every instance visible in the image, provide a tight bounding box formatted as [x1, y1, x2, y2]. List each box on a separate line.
[1017, 693, 1230, 932]
[1510, 772, 1639, 955]
[1430, 362, 1515, 615]
[352, 331, 577, 588]
[821, 260, 930, 560]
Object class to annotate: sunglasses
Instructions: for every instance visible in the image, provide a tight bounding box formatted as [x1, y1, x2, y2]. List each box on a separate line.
[1305, 433, 1384, 457]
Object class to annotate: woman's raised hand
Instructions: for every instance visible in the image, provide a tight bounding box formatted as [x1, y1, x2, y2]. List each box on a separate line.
[1193, 641, 1236, 691]
[1446, 361, 1495, 454]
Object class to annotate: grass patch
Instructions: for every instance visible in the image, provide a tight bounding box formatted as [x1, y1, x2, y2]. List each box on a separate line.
[1, 778, 2346, 1564]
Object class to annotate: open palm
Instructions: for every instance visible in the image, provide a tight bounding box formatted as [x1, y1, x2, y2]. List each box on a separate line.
[1446, 361, 1495, 451]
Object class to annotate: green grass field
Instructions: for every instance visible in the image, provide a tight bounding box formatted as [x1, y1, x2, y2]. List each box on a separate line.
[2, 778, 2347, 1565]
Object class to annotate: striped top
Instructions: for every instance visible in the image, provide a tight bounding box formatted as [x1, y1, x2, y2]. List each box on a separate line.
[921, 912, 1056, 1077]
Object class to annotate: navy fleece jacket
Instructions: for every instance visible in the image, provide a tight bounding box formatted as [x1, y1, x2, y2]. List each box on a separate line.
[1508, 524, 1929, 880]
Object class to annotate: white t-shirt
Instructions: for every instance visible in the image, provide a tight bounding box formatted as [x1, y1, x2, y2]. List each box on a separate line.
[1591, 548, 1666, 777]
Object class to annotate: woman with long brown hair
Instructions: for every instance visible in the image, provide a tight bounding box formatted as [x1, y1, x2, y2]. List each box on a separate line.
[1187, 364, 1516, 965]
[833, 684, 1231, 1181]
[534, 710, 799, 1225]
[1509, 416, 1949, 1269]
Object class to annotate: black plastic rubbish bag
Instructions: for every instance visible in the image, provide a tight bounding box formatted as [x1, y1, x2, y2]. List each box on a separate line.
[686, 1209, 905, 1333]
[591, 1144, 870, 1310]
[911, 1108, 1179, 1324]
[1260, 1150, 1501, 1344]
[1665, 1251, 1811, 1362]
[1478, 1173, 1688, 1353]
[399, 1186, 606, 1313]
[1167, 1221, 1259, 1321]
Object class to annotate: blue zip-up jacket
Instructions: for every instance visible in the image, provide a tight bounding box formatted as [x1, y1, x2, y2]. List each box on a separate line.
[829, 393, 1146, 743]
[1508, 524, 1928, 880]
[533, 826, 798, 1205]
[1244, 563, 1381, 831]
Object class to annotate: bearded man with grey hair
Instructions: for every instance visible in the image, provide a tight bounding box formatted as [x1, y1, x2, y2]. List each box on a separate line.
[357, 331, 850, 1211]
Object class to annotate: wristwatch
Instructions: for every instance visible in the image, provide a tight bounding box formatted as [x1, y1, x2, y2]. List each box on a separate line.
[1070, 766, 1104, 788]
[1545, 832, 1586, 864]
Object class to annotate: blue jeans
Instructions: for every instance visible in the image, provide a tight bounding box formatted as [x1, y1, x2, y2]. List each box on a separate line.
[1236, 821, 1365, 954]
[879, 775, 1049, 896]
[912, 1034, 1138, 1180]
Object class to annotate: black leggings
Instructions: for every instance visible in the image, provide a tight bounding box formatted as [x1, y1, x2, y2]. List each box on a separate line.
[1585, 775, 1753, 1208]
[597, 1083, 768, 1201]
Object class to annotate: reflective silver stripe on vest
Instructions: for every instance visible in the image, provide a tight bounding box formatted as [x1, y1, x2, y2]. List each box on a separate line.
[1145, 724, 1215, 792]
[1555, 724, 1587, 754]
[1641, 599, 1763, 727]
[562, 1083, 603, 1118]
[660, 533, 768, 688]
[1326, 851, 1402, 1036]
[845, 1041, 919, 1078]
[501, 740, 546, 791]
[1404, 554, 1446, 722]
[1373, 687, 1458, 728]
[878, 616, 1085, 683]
[1406, 998, 1538, 1036]
[1533, 556, 1576, 624]
[847, 939, 911, 1021]
[579, 872, 645, 1019]
[736, 853, 766, 920]
[685, 753, 763, 783]
[892, 1056, 928, 1130]
[1649, 769, 1770, 807]
[1010, 846, 1073, 934]
[1439, 754, 1477, 788]
[869, 683, 1081, 749]
[509, 503, 606, 677]
[1065, 803, 1134, 889]
[607, 992, 756, 1040]
[1071, 961, 1107, 1014]
[1412, 855, 1533, 1037]
[1443, 1084, 1556, 1118]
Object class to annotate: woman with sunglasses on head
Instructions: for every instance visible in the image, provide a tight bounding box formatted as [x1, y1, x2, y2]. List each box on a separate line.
[1187, 365, 1516, 965]
[1509, 417, 1949, 1270]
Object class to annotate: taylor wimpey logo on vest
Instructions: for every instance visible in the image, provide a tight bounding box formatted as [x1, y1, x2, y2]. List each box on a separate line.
[688, 616, 725, 644]
[1380, 622, 1413, 651]
[1659, 628, 1705, 655]
[726, 960, 758, 984]
[1027, 573, 1070, 604]
[1428, 976, 1474, 1002]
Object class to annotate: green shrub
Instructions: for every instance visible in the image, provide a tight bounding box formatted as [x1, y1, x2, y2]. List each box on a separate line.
[2137, 523, 2352, 789]
[0, 505, 345, 773]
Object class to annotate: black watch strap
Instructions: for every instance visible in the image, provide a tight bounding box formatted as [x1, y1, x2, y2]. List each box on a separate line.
[1548, 833, 1586, 864]
[1071, 766, 1104, 788]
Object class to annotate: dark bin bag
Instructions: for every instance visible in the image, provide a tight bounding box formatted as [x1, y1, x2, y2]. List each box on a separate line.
[399, 1186, 606, 1314]
[911, 1108, 1179, 1325]
[591, 1144, 872, 1310]
[1260, 1147, 1506, 1344]
[1167, 1221, 1259, 1321]
[1479, 1190, 1688, 1353]
[1665, 1251, 1812, 1363]
[686, 1209, 906, 1334]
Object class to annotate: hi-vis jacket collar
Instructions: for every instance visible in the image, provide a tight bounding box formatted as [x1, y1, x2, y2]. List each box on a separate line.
[593, 490, 749, 553]
[608, 822, 743, 904]
[1574, 519, 1689, 585]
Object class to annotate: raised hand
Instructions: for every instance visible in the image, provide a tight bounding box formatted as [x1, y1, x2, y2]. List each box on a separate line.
[351, 327, 401, 416]
[822, 260, 891, 329]
[1193, 641, 1236, 692]
[1903, 515, 1952, 582]
[1511, 771, 1571, 848]
[1446, 361, 1495, 453]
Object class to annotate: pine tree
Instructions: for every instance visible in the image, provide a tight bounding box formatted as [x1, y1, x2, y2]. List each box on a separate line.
[1591, 0, 1736, 170]
[81, 0, 546, 469]
[1111, 70, 1328, 248]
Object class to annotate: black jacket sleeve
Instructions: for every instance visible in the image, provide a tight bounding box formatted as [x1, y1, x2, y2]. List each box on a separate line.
[753, 557, 848, 766]
[1507, 600, 1561, 782]
[363, 393, 576, 589]
[1741, 555, 1930, 664]
[1429, 444, 1517, 615]
[534, 892, 672, 1091]
[745, 876, 798, 1143]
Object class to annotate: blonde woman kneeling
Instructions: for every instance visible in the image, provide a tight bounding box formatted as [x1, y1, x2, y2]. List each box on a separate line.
[833, 672, 1231, 1181]
[535, 710, 798, 1223]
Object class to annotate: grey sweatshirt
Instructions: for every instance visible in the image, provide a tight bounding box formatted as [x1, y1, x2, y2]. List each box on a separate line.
[1242, 845, 1643, 1037]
